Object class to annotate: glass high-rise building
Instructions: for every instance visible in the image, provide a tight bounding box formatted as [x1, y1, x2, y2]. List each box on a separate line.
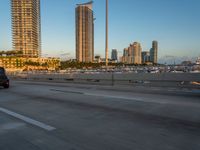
[150, 41, 158, 64]
[111, 49, 118, 61]
[76, 1, 94, 62]
[11, 0, 41, 57]
[142, 51, 150, 64]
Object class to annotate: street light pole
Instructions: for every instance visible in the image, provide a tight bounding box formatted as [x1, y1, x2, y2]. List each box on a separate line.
[105, 0, 108, 66]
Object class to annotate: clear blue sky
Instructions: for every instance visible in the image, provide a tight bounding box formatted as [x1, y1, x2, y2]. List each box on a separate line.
[0, 0, 200, 60]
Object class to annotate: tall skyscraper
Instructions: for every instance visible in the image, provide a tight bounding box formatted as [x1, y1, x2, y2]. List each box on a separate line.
[76, 1, 94, 63]
[122, 42, 142, 64]
[142, 51, 150, 64]
[132, 42, 142, 64]
[11, 0, 41, 57]
[122, 48, 129, 63]
[150, 41, 158, 64]
[111, 49, 118, 61]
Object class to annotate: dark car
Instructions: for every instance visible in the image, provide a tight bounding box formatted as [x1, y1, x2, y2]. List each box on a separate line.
[0, 67, 9, 88]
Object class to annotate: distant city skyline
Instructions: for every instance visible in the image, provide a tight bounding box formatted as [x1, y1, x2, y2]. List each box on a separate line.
[0, 0, 200, 63]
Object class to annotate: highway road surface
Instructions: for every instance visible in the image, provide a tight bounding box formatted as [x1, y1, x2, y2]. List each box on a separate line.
[0, 80, 200, 150]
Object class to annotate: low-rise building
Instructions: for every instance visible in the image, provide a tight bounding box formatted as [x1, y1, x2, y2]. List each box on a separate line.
[0, 57, 60, 71]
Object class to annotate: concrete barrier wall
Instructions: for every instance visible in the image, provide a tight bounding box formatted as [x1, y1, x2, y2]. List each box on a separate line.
[114, 73, 200, 82]
[9, 72, 200, 89]
[10, 72, 200, 81]
[18, 72, 200, 82]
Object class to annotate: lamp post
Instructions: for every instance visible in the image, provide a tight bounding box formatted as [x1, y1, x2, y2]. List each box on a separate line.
[105, 0, 108, 66]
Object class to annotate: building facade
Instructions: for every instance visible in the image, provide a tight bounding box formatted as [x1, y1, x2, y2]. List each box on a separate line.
[122, 48, 129, 63]
[76, 1, 94, 63]
[11, 0, 41, 57]
[150, 41, 158, 64]
[0, 56, 60, 71]
[111, 49, 118, 61]
[132, 42, 142, 64]
[122, 42, 142, 64]
[142, 51, 150, 64]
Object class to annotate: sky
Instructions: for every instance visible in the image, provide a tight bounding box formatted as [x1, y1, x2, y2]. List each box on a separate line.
[0, 0, 200, 62]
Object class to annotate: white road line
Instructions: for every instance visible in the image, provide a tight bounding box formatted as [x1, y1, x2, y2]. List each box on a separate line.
[0, 107, 56, 131]
[84, 93, 142, 101]
[84, 93, 168, 104]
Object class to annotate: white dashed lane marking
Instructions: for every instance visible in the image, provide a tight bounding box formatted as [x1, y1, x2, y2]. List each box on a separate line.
[0, 107, 56, 131]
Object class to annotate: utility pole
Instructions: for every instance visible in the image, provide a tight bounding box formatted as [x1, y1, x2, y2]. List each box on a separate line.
[105, 0, 109, 66]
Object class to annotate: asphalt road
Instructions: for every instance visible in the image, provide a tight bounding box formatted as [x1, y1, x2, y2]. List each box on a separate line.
[0, 80, 200, 150]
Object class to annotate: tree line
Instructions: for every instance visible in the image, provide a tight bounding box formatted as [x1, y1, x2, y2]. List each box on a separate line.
[0, 50, 23, 56]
